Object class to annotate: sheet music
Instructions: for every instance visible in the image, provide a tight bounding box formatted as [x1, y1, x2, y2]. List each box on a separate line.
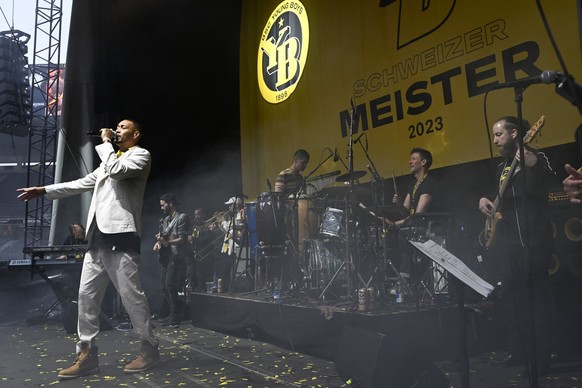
[409, 239, 494, 298]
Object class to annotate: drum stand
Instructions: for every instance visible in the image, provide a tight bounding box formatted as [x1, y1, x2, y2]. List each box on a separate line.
[318, 213, 367, 301]
[382, 229, 414, 298]
[318, 100, 370, 302]
[414, 236, 449, 305]
[231, 223, 255, 291]
[404, 220, 450, 305]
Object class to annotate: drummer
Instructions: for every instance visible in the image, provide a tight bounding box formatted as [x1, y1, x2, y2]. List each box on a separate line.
[273, 149, 311, 276]
[383, 148, 437, 285]
[274, 149, 310, 196]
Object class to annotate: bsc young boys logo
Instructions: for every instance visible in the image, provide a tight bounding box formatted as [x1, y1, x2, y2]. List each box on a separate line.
[257, 0, 309, 104]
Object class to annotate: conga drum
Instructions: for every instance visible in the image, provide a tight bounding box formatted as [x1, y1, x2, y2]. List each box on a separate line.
[255, 192, 286, 246]
[296, 195, 320, 255]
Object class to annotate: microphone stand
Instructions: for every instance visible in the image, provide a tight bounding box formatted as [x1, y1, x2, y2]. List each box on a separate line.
[303, 149, 334, 183]
[513, 86, 539, 387]
[345, 102, 357, 300]
[355, 137, 385, 274]
[355, 134, 385, 205]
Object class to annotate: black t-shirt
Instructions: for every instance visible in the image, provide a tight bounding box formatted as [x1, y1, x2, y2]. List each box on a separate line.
[406, 173, 438, 215]
[87, 223, 141, 254]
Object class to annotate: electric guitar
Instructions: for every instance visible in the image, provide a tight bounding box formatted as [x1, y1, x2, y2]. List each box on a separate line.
[481, 115, 545, 249]
[157, 217, 171, 265]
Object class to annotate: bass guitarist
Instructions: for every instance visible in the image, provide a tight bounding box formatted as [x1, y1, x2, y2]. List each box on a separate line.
[478, 116, 556, 378]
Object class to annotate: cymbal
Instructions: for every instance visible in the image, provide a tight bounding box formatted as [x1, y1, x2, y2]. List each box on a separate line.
[315, 184, 371, 201]
[335, 170, 367, 182]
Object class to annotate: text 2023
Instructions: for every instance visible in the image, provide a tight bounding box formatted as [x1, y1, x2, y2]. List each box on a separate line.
[408, 116, 443, 138]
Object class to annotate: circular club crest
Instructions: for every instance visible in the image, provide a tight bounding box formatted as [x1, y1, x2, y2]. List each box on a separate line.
[257, 0, 309, 104]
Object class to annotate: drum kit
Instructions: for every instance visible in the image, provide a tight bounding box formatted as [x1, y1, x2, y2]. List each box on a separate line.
[239, 126, 450, 304]
[241, 167, 450, 304]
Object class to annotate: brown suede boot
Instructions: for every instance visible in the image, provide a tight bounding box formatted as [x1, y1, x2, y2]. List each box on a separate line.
[57, 343, 100, 380]
[123, 340, 161, 373]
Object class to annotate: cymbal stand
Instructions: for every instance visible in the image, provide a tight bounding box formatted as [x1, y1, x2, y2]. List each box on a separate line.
[303, 149, 334, 183]
[342, 98, 367, 297]
[355, 135, 387, 289]
[355, 132, 385, 206]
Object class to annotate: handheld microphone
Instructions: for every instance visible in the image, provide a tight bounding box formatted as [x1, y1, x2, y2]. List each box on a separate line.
[354, 132, 365, 144]
[488, 70, 558, 91]
[86, 131, 117, 141]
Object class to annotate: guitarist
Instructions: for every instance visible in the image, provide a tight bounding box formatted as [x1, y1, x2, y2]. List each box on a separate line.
[153, 193, 191, 328]
[478, 116, 556, 378]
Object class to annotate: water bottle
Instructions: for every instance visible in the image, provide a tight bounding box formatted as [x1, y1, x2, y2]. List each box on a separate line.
[184, 278, 192, 305]
[395, 275, 403, 303]
[212, 272, 218, 293]
[272, 277, 281, 303]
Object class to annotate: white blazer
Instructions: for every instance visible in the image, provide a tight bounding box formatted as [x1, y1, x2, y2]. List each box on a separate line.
[46, 142, 151, 237]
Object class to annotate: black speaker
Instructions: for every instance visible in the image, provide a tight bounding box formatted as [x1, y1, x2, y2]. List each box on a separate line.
[334, 326, 448, 388]
[549, 205, 582, 283]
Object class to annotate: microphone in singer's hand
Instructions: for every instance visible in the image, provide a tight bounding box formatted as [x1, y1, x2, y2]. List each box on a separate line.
[87, 131, 117, 141]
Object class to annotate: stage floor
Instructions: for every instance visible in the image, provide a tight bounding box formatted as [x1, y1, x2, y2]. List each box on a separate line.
[2, 270, 582, 387]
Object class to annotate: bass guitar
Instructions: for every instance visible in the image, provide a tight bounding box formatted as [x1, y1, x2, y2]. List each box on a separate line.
[481, 115, 545, 249]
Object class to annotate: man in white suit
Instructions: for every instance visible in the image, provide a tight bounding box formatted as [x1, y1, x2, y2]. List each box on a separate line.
[17, 119, 160, 379]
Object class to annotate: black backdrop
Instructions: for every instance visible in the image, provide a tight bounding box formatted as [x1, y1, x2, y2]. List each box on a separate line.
[60, 0, 244, 302]
[66, 0, 244, 213]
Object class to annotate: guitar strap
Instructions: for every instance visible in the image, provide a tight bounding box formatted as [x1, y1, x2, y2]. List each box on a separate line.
[498, 163, 511, 191]
[162, 212, 181, 237]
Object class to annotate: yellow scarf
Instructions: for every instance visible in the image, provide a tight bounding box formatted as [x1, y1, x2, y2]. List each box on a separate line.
[116, 146, 135, 158]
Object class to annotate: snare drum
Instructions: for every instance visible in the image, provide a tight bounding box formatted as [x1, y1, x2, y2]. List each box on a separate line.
[319, 207, 345, 239]
[305, 239, 345, 288]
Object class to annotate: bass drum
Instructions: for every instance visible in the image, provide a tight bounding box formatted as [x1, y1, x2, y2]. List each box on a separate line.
[304, 239, 346, 289]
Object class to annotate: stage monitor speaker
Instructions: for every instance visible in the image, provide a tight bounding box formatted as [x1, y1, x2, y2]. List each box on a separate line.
[334, 326, 448, 388]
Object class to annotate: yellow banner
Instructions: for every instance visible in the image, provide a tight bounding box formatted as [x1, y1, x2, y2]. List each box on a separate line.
[240, 0, 581, 199]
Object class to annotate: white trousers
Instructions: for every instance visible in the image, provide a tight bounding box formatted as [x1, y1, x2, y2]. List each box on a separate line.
[76, 247, 156, 352]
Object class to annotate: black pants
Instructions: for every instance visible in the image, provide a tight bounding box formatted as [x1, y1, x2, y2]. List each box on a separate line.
[160, 256, 186, 319]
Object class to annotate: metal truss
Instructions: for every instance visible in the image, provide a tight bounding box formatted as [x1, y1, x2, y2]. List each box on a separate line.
[23, 0, 63, 249]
